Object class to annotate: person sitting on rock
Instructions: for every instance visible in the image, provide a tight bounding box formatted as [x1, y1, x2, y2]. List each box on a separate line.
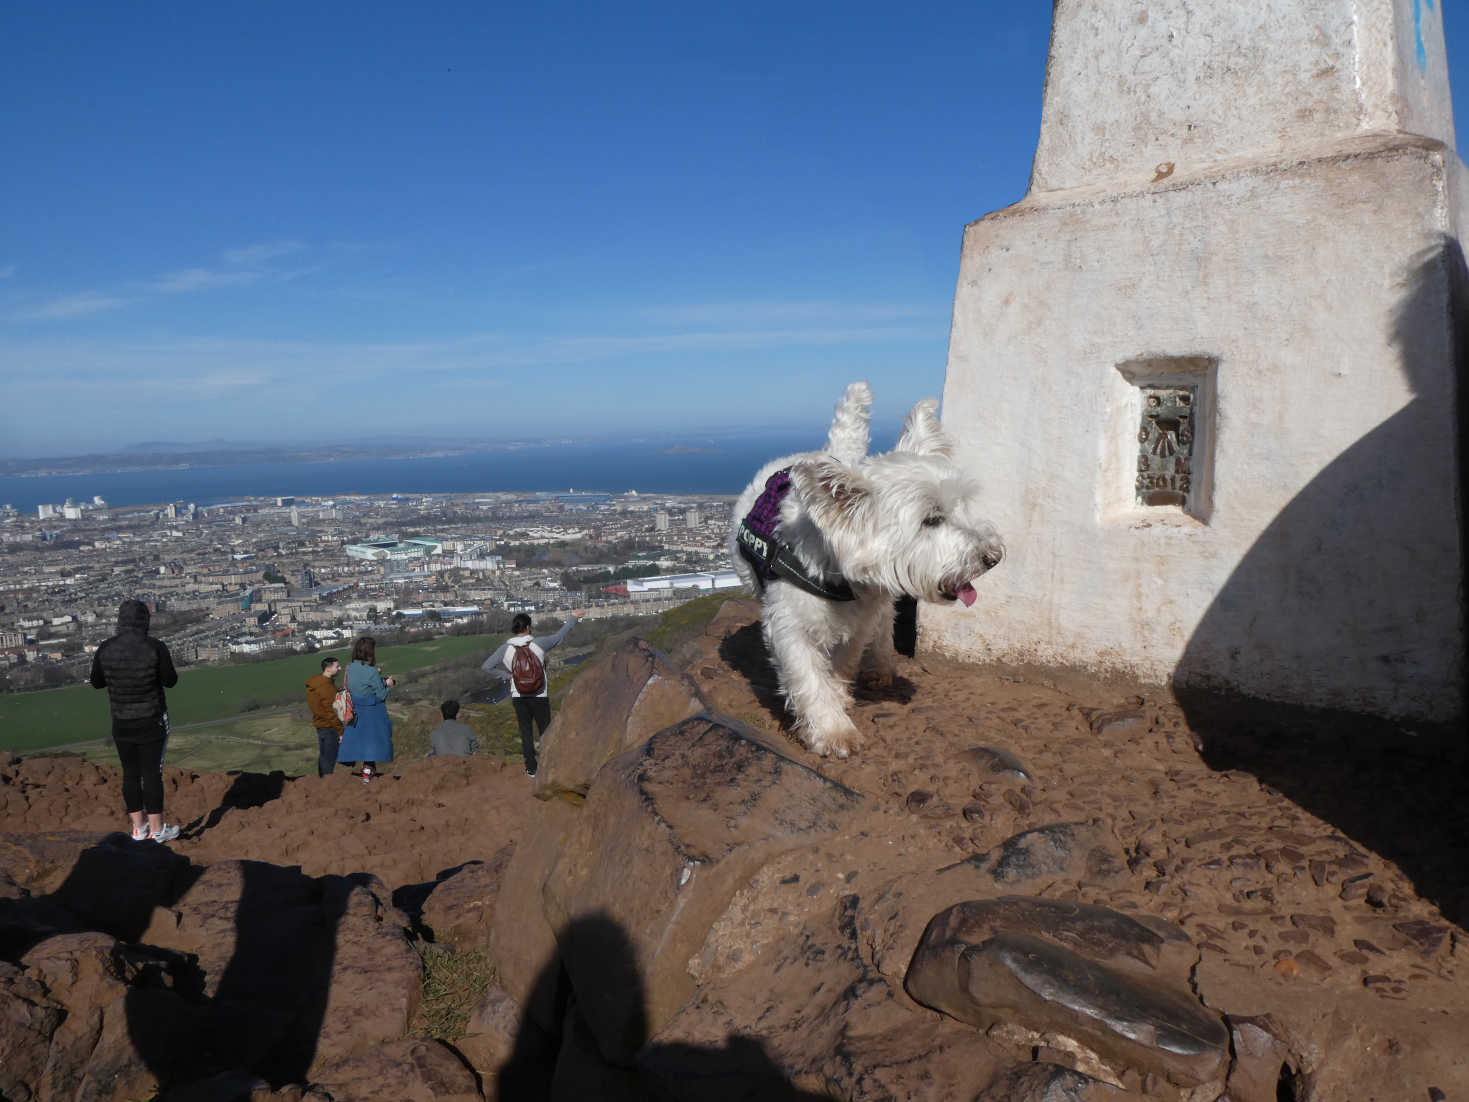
[427, 699, 478, 757]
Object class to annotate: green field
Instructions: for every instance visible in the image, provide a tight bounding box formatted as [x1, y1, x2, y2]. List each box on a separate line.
[6, 594, 734, 775]
[0, 634, 501, 752]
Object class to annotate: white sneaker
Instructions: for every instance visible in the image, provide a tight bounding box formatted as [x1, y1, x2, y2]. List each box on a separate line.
[150, 823, 180, 843]
[131, 825, 149, 842]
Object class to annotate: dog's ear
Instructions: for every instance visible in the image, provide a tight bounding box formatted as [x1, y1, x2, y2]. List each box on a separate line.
[791, 456, 872, 532]
[895, 398, 952, 457]
[824, 381, 873, 465]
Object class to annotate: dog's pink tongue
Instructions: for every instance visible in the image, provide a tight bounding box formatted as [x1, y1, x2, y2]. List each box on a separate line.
[957, 582, 977, 607]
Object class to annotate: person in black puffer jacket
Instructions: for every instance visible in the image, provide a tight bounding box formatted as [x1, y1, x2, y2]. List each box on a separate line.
[89, 599, 182, 843]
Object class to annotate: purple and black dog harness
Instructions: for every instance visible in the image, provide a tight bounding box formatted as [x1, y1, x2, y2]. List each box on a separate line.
[737, 468, 855, 601]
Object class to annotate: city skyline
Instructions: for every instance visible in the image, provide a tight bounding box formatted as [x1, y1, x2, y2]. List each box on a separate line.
[6, 3, 1469, 456]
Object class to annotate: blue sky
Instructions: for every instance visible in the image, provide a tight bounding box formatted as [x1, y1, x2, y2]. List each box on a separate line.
[2, 2, 1467, 456]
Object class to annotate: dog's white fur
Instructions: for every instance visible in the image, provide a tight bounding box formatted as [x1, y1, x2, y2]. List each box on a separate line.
[729, 382, 1003, 757]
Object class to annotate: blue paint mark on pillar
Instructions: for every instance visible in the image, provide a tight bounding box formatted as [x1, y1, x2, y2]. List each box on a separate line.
[1416, 0, 1436, 72]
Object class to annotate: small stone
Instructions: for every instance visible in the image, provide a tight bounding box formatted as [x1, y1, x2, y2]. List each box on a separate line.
[1365, 884, 1389, 909]
[905, 790, 934, 813]
[1340, 877, 1370, 902]
[1428, 1087, 1446, 1102]
[1090, 708, 1146, 736]
[1278, 930, 1310, 945]
[1336, 951, 1370, 965]
[958, 745, 1033, 781]
[1362, 974, 1393, 987]
[1353, 938, 1385, 955]
[1308, 859, 1329, 886]
[1274, 957, 1299, 977]
[1294, 950, 1331, 976]
[1393, 920, 1450, 956]
[961, 802, 985, 823]
[1003, 790, 1032, 814]
[1290, 914, 1336, 937]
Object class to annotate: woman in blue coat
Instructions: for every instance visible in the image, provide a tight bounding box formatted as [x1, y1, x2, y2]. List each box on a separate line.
[338, 636, 395, 783]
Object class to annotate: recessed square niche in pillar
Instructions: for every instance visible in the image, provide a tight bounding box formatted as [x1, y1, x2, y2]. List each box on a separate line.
[1110, 356, 1217, 523]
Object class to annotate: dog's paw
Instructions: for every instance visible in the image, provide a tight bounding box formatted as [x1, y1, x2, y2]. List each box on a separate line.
[806, 723, 862, 759]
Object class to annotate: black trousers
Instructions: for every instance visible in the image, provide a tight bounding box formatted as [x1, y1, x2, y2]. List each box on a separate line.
[114, 721, 168, 815]
[512, 696, 551, 772]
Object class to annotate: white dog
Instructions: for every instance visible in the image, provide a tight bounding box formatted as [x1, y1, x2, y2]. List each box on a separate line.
[729, 382, 1003, 757]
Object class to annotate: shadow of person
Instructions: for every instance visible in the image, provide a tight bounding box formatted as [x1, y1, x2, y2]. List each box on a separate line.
[498, 911, 834, 1101]
[1175, 236, 1469, 925]
[185, 769, 289, 839]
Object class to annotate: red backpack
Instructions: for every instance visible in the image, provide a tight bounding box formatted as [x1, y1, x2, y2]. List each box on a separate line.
[509, 643, 545, 695]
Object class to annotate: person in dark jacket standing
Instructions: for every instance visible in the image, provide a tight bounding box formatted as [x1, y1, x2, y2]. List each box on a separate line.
[89, 599, 182, 843]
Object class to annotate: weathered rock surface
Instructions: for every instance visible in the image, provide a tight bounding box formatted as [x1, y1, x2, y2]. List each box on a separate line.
[906, 898, 1227, 1090]
[973, 1061, 1125, 1101]
[534, 637, 710, 799]
[312, 1037, 483, 1101]
[945, 819, 1126, 887]
[5, 598, 1469, 1101]
[0, 843, 421, 1098]
[541, 712, 861, 1062]
[420, 844, 515, 949]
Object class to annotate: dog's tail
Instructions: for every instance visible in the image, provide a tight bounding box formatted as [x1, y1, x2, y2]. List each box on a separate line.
[825, 381, 872, 465]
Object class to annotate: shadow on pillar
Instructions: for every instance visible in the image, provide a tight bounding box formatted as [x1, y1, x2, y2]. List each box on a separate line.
[1174, 235, 1469, 925]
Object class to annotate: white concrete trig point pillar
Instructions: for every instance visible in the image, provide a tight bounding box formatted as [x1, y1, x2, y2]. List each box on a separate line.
[930, 0, 1466, 724]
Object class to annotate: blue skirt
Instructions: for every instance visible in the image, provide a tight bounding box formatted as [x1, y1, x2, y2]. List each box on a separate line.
[337, 694, 394, 763]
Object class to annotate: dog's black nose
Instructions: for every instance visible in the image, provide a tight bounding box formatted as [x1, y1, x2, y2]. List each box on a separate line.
[982, 547, 1003, 570]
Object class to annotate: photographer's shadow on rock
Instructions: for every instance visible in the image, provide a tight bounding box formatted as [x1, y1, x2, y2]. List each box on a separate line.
[1174, 236, 1469, 927]
[498, 912, 834, 1101]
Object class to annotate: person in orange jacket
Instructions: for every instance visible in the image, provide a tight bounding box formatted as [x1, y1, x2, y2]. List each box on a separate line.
[305, 656, 344, 777]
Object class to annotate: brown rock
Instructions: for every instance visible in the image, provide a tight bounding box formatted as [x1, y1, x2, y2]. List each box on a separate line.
[541, 714, 859, 1063]
[313, 1038, 482, 1101]
[421, 845, 515, 950]
[1225, 1014, 1293, 1102]
[943, 820, 1126, 887]
[308, 877, 423, 1077]
[974, 1061, 1124, 1100]
[1289, 913, 1336, 937]
[905, 897, 1225, 1088]
[1089, 708, 1147, 737]
[1393, 920, 1450, 956]
[488, 796, 582, 1036]
[957, 745, 1034, 782]
[533, 638, 710, 799]
[905, 789, 935, 812]
[457, 982, 529, 1085]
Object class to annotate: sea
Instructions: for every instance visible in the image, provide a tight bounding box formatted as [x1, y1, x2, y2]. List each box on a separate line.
[0, 436, 840, 513]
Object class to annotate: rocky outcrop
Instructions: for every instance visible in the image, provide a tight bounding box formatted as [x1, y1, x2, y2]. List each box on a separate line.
[420, 845, 515, 950]
[533, 637, 710, 799]
[905, 897, 1228, 1093]
[0, 834, 430, 1100]
[4, 596, 1468, 1101]
[497, 712, 862, 1063]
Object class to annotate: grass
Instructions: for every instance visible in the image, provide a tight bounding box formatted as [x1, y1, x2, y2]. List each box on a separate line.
[0, 633, 503, 752]
[413, 943, 497, 1043]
